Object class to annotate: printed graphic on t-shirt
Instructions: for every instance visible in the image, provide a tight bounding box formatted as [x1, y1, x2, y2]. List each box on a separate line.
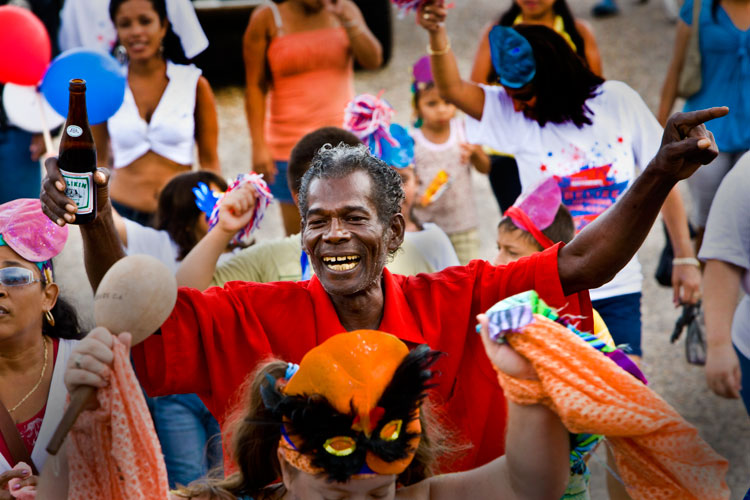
[556, 165, 629, 232]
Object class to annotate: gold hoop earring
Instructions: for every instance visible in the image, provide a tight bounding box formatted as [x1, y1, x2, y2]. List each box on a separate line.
[45, 310, 55, 327]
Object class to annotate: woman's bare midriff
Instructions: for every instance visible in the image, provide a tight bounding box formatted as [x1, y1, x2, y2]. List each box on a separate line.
[109, 151, 192, 213]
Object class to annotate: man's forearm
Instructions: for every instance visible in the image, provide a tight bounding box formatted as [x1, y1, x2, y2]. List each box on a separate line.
[81, 210, 126, 292]
[505, 401, 570, 499]
[560, 166, 676, 295]
[176, 227, 233, 290]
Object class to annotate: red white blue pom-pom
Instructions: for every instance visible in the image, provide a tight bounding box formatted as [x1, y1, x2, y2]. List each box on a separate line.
[206, 173, 274, 246]
[344, 93, 398, 158]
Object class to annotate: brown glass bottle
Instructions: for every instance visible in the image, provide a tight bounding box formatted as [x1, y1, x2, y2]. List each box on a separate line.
[58, 79, 97, 224]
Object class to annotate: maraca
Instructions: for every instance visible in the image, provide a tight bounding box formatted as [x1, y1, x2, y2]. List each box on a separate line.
[45, 254, 177, 455]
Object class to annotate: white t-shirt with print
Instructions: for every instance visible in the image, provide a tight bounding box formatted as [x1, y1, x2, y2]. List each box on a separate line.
[466, 80, 662, 300]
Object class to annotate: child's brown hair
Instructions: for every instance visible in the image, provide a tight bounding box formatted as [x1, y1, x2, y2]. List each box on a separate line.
[498, 204, 575, 251]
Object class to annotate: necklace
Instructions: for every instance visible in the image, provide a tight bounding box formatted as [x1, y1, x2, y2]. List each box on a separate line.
[8, 336, 49, 414]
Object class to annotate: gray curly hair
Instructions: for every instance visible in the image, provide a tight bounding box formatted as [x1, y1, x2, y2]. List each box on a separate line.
[297, 143, 405, 225]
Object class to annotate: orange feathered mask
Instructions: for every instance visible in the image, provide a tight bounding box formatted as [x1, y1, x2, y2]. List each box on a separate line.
[261, 330, 440, 482]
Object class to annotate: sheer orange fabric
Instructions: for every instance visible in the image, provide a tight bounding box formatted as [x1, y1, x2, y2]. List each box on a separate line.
[67, 339, 169, 499]
[496, 314, 729, 500]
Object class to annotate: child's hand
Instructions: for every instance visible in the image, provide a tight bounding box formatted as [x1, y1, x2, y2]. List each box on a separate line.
[459, 143, 477, 164]
[323, 0, 353, 24]
[217, 183, 258, 234]
[477, 314, 539, 380]
[461, 143, 491, 173]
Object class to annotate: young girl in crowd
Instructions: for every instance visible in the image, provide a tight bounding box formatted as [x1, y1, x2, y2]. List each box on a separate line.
[94, 0, 220, 227]
[344, 94, 460, 272]
[410, 57, 489, 265]
[61, 328, 573, 500]
[469, 0, 602, 213]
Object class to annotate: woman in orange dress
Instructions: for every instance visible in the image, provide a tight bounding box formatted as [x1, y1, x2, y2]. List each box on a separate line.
[243, 0, 382, 235]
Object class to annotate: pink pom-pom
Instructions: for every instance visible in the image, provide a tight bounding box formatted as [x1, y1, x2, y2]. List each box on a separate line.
[392, 0, 426, 15]
[343, 93, 398, 157]
[391, 0, 454, 17]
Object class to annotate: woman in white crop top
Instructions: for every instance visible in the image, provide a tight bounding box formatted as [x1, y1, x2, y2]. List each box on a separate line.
[93, 0, 220, 226]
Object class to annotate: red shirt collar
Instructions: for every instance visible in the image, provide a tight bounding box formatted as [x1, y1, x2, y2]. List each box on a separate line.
[307, 269, 426, 345]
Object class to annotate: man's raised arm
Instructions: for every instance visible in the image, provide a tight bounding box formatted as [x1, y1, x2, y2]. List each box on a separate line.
[40, 158, 125, 292]
[559, 107, 729, 295]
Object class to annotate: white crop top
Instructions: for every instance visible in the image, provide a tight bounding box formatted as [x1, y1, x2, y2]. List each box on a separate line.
[107, 62, 201, 168]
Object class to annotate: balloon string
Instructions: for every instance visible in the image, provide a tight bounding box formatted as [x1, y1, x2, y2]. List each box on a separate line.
[35, 90, 54, 161]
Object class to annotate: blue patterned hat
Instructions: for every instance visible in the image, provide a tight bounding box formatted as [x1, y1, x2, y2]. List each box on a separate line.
[488, 26, 536, 88]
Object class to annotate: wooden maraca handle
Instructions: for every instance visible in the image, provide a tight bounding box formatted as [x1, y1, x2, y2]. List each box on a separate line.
[46, 386, 96, 455]
[44, 255, 177, 456]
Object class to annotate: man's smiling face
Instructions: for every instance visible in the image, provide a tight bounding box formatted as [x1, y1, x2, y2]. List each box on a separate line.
[302, 170, 402, 297]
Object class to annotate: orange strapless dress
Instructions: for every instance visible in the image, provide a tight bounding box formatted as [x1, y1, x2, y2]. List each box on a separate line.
[265, 27, 354, 161]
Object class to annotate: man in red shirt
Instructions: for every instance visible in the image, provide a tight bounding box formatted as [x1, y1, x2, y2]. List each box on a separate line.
[45, 107, 726, 472]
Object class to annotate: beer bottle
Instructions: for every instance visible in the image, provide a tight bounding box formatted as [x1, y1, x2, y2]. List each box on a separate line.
[58, 79, 97, 224]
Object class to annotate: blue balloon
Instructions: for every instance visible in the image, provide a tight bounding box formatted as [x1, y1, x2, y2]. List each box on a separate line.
[41, 48, 126, 125]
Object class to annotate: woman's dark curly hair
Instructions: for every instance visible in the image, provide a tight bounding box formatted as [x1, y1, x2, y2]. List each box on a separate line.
[41, 262, 83, 340]
[154, 171, 228, 261]
[109, 0, 190, 64]
[298, 144, 405, 226]
[509, 24, 604, 128]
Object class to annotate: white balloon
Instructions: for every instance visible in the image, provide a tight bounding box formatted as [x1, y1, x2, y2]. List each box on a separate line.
[2, 83, 65, 133]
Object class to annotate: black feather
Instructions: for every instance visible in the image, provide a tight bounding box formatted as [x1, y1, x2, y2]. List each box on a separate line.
[368, 346, 442, 461]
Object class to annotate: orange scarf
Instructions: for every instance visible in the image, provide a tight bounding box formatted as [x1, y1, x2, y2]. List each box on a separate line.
[67, 338, 170, 499]
[496, 314, 729, 500]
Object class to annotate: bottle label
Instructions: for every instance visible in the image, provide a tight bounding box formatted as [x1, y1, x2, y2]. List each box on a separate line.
[66, 125, 83, 137]
[60, 170, 94, 215]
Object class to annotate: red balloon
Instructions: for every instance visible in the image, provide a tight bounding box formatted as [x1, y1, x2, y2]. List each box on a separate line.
[0, 6, 51, 85]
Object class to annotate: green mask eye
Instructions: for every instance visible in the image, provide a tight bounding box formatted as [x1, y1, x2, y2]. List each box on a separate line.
[323, 436, 357, 457]
[378, 419, 403, 442]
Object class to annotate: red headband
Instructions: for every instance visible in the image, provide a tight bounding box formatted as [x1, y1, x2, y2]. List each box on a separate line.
[504, 206, 555, 249]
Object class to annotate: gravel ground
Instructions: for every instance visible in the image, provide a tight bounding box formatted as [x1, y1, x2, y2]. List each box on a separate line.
[53, 0, 749, 496]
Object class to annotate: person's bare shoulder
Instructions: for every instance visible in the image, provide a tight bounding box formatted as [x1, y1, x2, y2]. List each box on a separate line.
[247, 4, 276, 37]
[574, 19, 597, 42]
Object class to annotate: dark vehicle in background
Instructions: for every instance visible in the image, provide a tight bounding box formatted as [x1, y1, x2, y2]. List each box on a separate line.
[191, 0, 392, 86]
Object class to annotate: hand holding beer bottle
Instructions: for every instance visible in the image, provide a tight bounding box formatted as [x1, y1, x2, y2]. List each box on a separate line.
[57, 79, 97, 224]
[41, 80, 109, 226]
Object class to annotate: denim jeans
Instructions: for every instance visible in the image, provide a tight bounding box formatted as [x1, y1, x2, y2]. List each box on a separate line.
[151, 393, 223, 488]
[0, 126, 42, 203]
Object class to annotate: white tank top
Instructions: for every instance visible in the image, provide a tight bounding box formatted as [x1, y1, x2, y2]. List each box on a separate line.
[107, 61, 201, 168]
